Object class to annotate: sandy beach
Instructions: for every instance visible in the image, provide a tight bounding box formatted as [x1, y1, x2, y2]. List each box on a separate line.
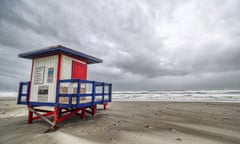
[0, 98, 240, 144]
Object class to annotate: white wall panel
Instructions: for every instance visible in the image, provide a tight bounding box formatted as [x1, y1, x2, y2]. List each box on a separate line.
[30, 55, 58, 102]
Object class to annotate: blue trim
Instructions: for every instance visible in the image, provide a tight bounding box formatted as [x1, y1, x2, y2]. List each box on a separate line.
[29, 102, 55, 106]
[18, 45, 102, 64]
[58, 93, 93, 97]
[57, 104, 71, 108]
[94, 101, 103, 105]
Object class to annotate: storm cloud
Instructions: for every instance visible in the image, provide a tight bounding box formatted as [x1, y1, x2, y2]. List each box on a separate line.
[0, 0, 240, 92]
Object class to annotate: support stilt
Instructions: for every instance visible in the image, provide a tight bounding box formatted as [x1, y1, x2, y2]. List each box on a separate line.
[103, 103, 107, 110]
[58, 108, 62, 117]
[28, 106, 33, 124]
[25, 103, 110, 132]
[92, 105, 97, 116]
[81, 108, 86, 120]
[28, 107, 55, 127]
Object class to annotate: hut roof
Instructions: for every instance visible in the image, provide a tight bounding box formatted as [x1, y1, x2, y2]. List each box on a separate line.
[18, 45, 102, 64]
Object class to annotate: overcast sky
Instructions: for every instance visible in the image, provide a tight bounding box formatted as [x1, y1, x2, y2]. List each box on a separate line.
[0, 0, 240, 92]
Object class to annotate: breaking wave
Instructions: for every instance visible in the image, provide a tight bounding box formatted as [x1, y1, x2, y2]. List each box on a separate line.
[113, 90, 240, 102]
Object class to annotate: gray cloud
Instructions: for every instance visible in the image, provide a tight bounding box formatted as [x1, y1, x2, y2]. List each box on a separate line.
[0, 0, 240, 92]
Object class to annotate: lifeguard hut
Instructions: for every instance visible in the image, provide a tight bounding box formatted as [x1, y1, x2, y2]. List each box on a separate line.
[17, 45, 112, 129]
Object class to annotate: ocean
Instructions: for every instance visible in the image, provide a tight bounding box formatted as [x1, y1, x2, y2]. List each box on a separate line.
[113, 90, 240, 102]
[1, 90, 240, 102]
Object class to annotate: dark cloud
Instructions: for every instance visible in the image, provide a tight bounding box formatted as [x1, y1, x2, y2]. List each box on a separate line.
[0, 0, 240, 92]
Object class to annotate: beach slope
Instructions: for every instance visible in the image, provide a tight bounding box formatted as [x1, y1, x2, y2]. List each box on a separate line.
[0, 99, 240, 144]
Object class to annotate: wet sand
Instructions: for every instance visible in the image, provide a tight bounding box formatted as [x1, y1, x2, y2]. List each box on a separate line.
[0, 99, 240, 144]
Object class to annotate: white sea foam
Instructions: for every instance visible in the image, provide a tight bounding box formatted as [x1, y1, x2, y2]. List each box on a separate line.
[112, 90, 240, 102]
[0, 92, 17, 98]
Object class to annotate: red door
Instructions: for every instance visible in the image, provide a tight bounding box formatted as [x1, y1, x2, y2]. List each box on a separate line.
[72, 61, 87, 80]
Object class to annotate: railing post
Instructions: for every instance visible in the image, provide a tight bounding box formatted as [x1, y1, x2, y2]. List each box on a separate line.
[55, 80, 60, 106]
[109, 84, 112, 102]
[76, 80, 81, 106]
[27, 82, 30, 104]
[17, 82, 23, 104]
[102, 82, 105, 103]
[92, 81, 95, 105]
[69, 93, 72, 108]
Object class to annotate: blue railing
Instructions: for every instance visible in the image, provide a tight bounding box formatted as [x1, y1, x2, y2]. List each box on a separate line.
[56, 79, 112, 108]
[17, 82, 30, 105]
[17, 79, 112, 108]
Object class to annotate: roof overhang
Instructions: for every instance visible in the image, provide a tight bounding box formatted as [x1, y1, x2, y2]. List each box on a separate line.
[18, 45, 103, 64]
